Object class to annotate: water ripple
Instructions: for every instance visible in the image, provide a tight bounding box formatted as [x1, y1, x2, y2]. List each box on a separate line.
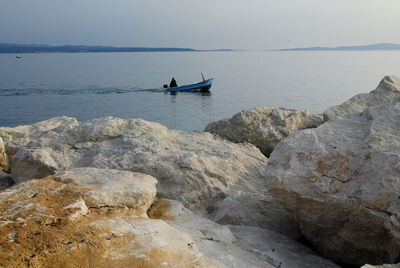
[0, 86, 164, 96]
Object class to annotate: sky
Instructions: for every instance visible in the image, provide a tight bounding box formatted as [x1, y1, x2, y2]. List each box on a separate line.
[1, 0, 400, 50]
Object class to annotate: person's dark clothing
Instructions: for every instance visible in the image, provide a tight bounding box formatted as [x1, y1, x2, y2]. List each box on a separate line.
[169, 78, 177, 88]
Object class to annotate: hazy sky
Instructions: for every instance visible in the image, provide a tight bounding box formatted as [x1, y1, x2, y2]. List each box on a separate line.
[1, 0, 400, 50]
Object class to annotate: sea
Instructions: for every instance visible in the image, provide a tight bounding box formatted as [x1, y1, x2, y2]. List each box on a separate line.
[0, 51, 399, 131]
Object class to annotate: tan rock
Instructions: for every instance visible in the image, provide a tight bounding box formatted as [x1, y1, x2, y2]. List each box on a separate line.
[205, 106, 323, 156]
[55, 167, 157, 216]
[93, 218, 225, 268]
[0, 171, 224, 268]
[0, 137, 8, 171]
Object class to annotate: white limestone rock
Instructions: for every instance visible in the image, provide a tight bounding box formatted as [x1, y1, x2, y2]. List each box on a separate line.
[0, 116, 79, 156]
[266, 103, 400, 266]
[63, 198, 89, 220]
[55, 168, 157, 215]
[229, 225, 340, 268]
[148, 199, 274, 268]
[0, 116, 267, 210]
[205, 106, 323, 156]
[324, 76, 400, 120]
[148, 199, 338, 268]
[93, 218, 226, 268]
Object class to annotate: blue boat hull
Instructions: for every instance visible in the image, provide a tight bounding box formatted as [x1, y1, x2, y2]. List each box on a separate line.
[165, 78, 213, 92]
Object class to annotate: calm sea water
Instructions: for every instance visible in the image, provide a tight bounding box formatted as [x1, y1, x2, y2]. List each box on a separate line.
[0, 51, 399, 131]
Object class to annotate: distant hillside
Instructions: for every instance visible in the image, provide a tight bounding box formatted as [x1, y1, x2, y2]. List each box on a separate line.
[0, 43, 234, 53]
[277, 43, 400, 51]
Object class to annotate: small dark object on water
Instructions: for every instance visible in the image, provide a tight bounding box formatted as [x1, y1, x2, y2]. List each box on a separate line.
[169, 77, 178, 88]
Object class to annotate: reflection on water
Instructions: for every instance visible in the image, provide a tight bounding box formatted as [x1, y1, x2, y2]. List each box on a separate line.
[167, 90, 211, 97]
[0, 86, 166, 96]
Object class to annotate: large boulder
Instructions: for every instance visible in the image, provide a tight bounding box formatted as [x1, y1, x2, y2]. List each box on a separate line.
[324, 76, 400, 120]
[0, 169, 225, 267]
[205, 106, 323, 156]
[0, 116, 267, 211]
[149, 199, 339, 268]
[266, 103, 400, 266]
[0, 116, 79, 156]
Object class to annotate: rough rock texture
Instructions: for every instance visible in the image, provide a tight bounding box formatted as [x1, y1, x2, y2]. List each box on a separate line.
[0, 137, 8, 171]
[324, 76, 400, 121]
[212, 191, 299, 239]
[0, 116, 267, 210]
[229, 225, 340, 268]
[266, 103, 400, 266]
[149, 199, 269, 268]
[149, 199, 339, 268]
[11, 148, 59, 184]
[0, 169, 225, 268]
[0, 170, 14, 191]
[55, 168, 158, 215]
[0, 116, 78, 156]
[205, 106, 323, 156]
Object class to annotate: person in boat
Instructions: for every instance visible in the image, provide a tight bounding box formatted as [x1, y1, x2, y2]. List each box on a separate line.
[169, 77, 177, 88]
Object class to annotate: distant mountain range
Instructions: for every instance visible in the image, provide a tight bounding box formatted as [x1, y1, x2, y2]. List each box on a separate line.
[3, 42, 399, 53]
[277, 43, 400, 51]
[0, 43, 234, 53]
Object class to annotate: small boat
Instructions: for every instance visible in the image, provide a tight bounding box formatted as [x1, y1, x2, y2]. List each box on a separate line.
[164, 74, 213, 93]
[16, 55, 21, 59]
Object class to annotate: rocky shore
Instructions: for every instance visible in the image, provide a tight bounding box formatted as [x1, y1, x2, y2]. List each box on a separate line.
[1, 76, 400, 267]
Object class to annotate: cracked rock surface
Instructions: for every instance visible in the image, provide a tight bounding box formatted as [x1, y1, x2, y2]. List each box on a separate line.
[0, 169, 225, 268]
[266, 103, 400, 266]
